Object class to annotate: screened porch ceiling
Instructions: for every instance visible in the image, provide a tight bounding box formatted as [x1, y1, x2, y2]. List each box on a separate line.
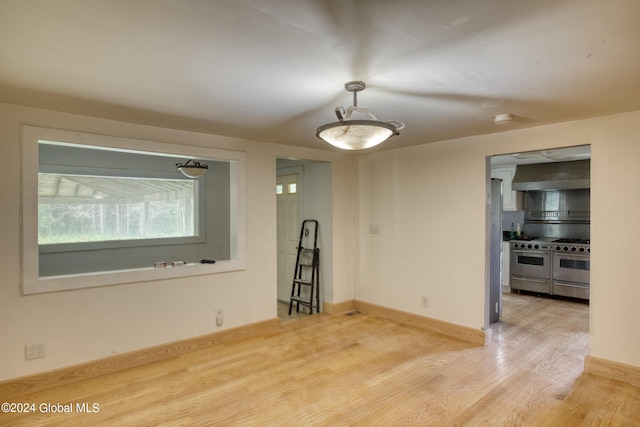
[38, 173, 195, 203]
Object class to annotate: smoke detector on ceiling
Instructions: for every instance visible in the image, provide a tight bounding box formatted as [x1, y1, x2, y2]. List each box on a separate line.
[494, 113, 513, 125]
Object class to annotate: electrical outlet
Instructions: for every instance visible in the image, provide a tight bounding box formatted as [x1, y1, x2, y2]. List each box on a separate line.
[421, 297, 428, 308]
[215, 309, 223, 327]
[25, 343, 46, 360]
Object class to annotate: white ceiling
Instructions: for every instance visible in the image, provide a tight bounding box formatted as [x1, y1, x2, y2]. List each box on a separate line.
[1, 0, 639, 152]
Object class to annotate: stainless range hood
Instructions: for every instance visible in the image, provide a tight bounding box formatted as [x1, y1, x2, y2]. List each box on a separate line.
[511, 159, 590, 191]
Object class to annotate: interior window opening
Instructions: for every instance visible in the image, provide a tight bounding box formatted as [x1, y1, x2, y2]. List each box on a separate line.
[21, 126, 246, 294]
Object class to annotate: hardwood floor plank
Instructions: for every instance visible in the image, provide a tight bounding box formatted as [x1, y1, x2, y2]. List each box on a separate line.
[2, 294, 639, 426]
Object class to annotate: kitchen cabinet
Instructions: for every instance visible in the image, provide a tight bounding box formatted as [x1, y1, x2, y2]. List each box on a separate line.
[491, 166, 522, 211]
[502, 241, 510, 292]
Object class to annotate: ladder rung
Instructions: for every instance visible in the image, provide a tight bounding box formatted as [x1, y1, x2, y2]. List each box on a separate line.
[293, 279, 313, 285]
[290, 296, 312, 305]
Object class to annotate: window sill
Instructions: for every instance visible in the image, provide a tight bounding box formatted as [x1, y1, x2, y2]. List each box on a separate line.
[22, 259, 246, 295]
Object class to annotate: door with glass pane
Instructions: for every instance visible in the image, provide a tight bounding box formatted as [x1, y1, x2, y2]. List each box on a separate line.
[276, 174, 299, 302]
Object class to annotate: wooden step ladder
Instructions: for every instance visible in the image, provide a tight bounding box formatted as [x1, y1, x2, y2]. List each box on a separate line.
[288, 220, 320, 315]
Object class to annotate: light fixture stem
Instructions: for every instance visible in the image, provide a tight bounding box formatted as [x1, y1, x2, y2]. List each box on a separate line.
[353, 90, 358, 108]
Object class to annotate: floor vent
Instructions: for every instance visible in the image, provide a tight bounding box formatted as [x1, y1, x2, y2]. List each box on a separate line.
[344, 311, 361, 316]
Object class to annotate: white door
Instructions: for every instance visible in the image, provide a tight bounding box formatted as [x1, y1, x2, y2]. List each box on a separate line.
[277, 174, 299, 302]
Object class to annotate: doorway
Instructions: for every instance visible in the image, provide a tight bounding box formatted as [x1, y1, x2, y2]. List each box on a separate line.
[276, 158, 333, 320]
[487, 145, 591, 328]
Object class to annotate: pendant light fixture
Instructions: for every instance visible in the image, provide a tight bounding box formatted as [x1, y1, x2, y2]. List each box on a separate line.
[316, 81, 405, 150]
[176, 159, 208, 178]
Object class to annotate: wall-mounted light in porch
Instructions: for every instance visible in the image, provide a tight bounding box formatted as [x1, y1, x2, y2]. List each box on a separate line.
[176, 159, 208, 178]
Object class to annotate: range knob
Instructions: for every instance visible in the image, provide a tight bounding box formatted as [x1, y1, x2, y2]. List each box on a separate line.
[563, 246, 569, 251]
[555, 245, 561, 251]
[534, 244, 539, 249]
[579, 247, 585, 252]
[527, 244, 533, 249]
[571, 247, 577, 252]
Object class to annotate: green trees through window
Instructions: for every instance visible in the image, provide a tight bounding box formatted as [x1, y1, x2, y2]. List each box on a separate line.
[38, 174, 196, 244]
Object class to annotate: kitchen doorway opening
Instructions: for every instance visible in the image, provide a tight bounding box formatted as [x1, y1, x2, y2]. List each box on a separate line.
[487, 145, 591, 329]
[276, 158, 332, 321]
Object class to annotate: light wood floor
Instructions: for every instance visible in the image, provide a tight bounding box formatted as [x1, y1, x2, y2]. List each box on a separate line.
[3, 294, 639, 426]
[277, 301, 311, 320]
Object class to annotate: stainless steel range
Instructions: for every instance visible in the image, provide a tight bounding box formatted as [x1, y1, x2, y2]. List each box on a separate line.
[510, 240, 552, 295]
[510, 238, 590, 300]
[551, 238, 590, 299]
[508, 162, 591, 300]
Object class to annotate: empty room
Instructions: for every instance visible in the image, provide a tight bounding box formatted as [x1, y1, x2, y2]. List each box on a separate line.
[1, 1, 639, 425]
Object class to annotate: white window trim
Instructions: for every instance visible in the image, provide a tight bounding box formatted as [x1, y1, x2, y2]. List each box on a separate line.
[21, 125, 246, 295]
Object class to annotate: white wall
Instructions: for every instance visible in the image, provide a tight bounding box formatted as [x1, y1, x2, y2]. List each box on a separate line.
[356, 110, 640, 368]
[589, 113, 640, 365]
[0, 103, 356, 381]
[301, 162, 333, 305]
[357, 140, 487, 328]
[2, 101, 637, 381]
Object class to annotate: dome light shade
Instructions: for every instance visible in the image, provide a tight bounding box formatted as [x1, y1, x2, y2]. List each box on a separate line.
[316, 81, 404, 150]
[176, 159, 208, 178]
[494, 113, 514, 124]
[316, 120, 396, 150]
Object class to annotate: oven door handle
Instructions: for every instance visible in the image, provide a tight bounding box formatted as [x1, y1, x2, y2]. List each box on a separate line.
[555, 253, 589, 259]
[512, 250, 550, 256]
[512, 275, 549, 283]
